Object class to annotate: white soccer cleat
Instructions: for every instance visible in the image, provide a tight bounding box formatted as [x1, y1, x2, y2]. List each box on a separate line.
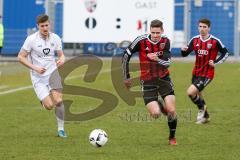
[195, 117, 210, 124]
[196, 105, 207, 121]
[197, 109, 205, 121]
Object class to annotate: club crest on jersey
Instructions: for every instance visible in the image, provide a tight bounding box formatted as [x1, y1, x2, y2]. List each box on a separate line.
[84, 0, 97, 13]
[207, 43, 212, 49]
[160, 43, 165, 49]
[43, 48, 50, 55]
[156, 51, 164, 56]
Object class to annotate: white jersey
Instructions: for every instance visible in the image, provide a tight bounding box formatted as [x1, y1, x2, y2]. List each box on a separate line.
[21, 31, 62, 78]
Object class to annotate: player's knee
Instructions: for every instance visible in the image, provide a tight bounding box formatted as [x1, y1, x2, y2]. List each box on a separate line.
[147, 102, 160, 118]
[44, 105, 53, 110]
[167, 109, 176, 117]
[187, 89, 194, 97]
[150, 110, 160, 119]
[42, 101, 54, 110]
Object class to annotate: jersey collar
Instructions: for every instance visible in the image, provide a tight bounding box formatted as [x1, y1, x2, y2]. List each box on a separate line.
[200, 34, 211, 42]
[38, 31, 51, 40]
[147, 34, 161, 44]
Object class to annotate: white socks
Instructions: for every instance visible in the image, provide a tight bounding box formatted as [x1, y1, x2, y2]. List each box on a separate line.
[55, 103, 65, 131]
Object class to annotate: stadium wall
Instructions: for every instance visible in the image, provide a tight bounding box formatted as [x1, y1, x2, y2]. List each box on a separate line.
[2, 0, 45, 55]
[0, 0, 238, 56]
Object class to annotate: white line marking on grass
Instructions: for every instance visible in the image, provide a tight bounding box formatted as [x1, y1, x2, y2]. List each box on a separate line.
[0, 67, 120, 96]
[0, 85, 32, 95]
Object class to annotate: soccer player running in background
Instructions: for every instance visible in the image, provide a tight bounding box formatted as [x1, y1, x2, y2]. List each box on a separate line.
[18, 14, 67, 138]
[181, 18, 229, 124]
[122, 19, 178, 145]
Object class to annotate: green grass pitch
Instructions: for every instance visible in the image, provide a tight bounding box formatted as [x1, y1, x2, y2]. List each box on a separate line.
[0, 59, 240, 160]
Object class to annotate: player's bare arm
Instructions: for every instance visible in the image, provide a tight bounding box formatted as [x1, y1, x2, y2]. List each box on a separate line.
[18, 49, 46, 74]
[56, 50, 65, 67]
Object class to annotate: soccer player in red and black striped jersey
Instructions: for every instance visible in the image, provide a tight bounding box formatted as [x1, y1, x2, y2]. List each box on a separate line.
[181, 18, 229, 124]
[122, 20, 177, 145]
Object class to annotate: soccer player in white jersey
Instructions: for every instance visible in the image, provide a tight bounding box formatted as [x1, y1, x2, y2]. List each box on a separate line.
[18, 14, 67, 138]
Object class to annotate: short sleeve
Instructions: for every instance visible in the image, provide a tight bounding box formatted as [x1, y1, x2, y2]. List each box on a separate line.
[55, 35, 63, 51]
[21, 36, 32, 53]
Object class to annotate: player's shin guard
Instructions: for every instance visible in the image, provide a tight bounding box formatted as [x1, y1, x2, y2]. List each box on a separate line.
[189, 95, 205, 110]
[167, 113, 177, 139]
[55, 102, 65, 131]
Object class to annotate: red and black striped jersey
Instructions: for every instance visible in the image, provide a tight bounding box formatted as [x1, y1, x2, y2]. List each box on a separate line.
[181, 35, 229, 79]
[122, 34, 171, 81]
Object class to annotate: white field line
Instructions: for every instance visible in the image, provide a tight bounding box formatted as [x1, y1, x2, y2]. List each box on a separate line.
[0, 85, 33, 95]
[0, 68, 117, 96]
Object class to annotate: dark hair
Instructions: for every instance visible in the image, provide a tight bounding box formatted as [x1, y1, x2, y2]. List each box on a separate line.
[150, 19, 163, 29]
[199, 18, 211, 27]
[36, 14, 49, 24]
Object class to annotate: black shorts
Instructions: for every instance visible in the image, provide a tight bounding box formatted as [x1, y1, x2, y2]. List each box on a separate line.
[191, 75, 212, 92]
[141, 76, 175, 105]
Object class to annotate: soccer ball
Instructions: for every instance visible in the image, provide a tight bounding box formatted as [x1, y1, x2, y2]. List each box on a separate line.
[89, 129, 108, 147]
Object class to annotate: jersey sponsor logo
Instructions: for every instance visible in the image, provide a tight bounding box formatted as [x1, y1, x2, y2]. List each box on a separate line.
[160, 43, 165, 49]
[198, 49, 208, 56]
[84, 0, 97, 13]
[43, 48, 50, 55]
[207, 43, 212, 49]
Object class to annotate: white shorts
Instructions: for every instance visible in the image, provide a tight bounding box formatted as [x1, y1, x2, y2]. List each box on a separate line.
[31, 71, 62, 101]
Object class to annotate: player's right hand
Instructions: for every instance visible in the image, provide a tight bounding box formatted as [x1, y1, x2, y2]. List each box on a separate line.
[147, 53, 160, 61]
[209, 60, 215, 67]
[34, 67, 46, 74]
[181, 46, 188, 51]
[124, 79, 132, 89]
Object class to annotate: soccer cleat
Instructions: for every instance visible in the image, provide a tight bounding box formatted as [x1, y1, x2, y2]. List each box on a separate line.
[169, 138, 177, 146]
[197, 110, 205, 121]
[196, 106, 210, 124]
[196, 105, 207, 121]
[58, 130, 67, 138]
[196, 112, 210, 124]
[195, 117, 210, 124]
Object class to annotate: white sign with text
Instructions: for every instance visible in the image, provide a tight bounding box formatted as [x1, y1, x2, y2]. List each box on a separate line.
[63, 0, 174, 43]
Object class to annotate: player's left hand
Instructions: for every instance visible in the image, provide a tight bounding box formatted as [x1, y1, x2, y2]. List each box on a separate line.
[209, 60, 215, 67]
[147, 53, 160, 61]
[56, 58, 65, 67]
